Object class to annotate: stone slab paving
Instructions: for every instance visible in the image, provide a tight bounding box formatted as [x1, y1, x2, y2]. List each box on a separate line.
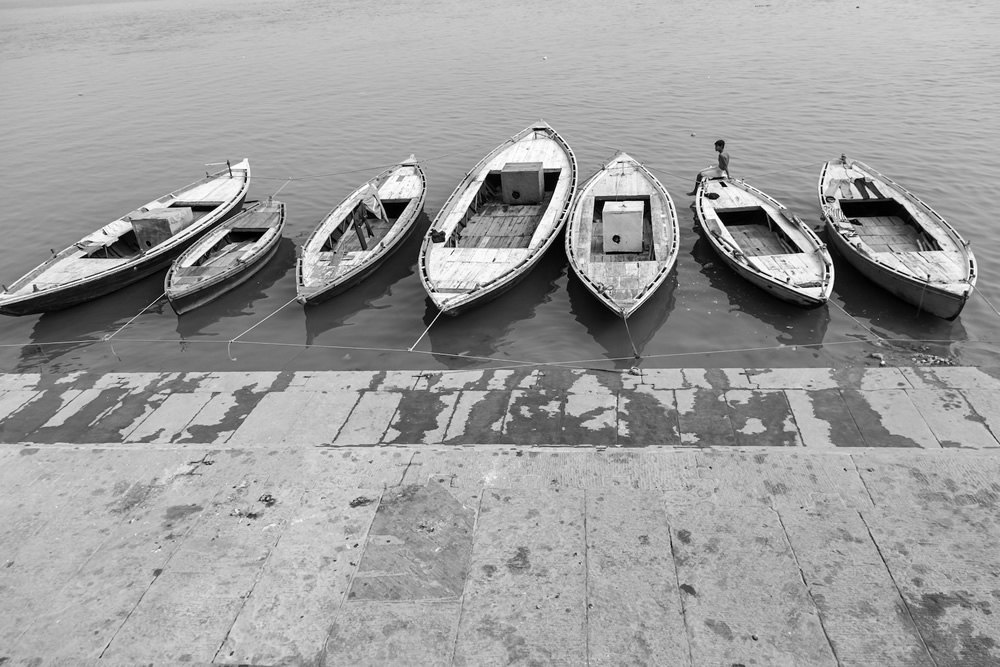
[0, 445, 997, 665]
[1, 368, 999, 666]
[1, 367, 998, 449]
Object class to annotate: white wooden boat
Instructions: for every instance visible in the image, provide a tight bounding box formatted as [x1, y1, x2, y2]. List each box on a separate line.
[297, 157, 425, 305]
[695, 177, 833, 307]
[165, 198, 285, 315]
[0, 159, 250, 316]
[819, 155, 976, 319]
[419, 122, 577, 315]
[565, 151, 679, 318]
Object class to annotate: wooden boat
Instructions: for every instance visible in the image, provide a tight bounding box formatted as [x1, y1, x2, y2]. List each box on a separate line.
[297, 157, 425, 305]
[695, 176, 833, 307]
[565, 151, 679, 318]
[165, 198, 285, 315]
[419, 121, 577, 315]
[0, 159, 250, 316]
[819, 155, 977, 319]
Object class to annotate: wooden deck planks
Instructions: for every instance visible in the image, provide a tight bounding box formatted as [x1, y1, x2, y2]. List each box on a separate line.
[177, 177, 245, 204]
[727, 224, 785, 257]
[378, 169, 421, 201]
[454, 197, 550, 250]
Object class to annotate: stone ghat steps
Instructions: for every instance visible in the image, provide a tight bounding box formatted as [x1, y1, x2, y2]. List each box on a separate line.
[0, 366, 999, 449]
[0, 445, 998, 664]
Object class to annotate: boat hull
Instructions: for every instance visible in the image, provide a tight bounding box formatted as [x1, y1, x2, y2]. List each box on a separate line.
[297, 160, 426, 306]
[420, 122, 578, 315]
[167, 204, 284, 315]
[297, 216, 419, 307]
[695, 178, 833, 308]
[825, 220, 970, 319]
[713, 243, 829, 308]
[565, 151, 679, 320]
[0, 161, 250, 316]
[818, 157, 975, 320]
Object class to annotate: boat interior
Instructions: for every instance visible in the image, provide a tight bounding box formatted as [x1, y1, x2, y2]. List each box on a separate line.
[446, 170, 560, 249]
[589, 196, 654, 262]
[80, 202, 217, 260]
[190, 230, 265, 270]
[324, 199, 411, 254]
[717, 207, 802, 256]
[838, 198, 941, 252]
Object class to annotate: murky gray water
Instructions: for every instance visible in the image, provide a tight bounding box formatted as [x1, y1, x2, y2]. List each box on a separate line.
[1, 0, 998, 373]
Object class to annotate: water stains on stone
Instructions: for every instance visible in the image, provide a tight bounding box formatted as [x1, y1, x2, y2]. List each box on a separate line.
[162, 503, 203, 528]
[676, 529, 692, 545]
[177, 387, 265, 444]
[109, 482, 152, 515]
[911, 591, 998, 664]
[764, 481, 789, 496]
[680, 583, 698, 596]
[350, 482, 475, 601]
[387, 390, 453, 443]
[705, 618, 735, 640]
[618, 389, 680, 447]
[506, 547, 531, 574]
[443, 391, 511, 445]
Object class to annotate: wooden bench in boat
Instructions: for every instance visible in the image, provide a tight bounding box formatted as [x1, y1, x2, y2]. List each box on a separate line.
[176, 177, 245, 205]
[727, 223, 789, 257]
[872, 250, 966, 283]
[754, 254, 821, 286]
[582, 261, 664, 292]
[452, 196, 550, 250]
[378, 172, 421, 201]
[426, 248, 530, 292]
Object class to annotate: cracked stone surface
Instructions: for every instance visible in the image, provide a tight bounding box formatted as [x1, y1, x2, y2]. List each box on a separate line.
[0, 369, 998, 665]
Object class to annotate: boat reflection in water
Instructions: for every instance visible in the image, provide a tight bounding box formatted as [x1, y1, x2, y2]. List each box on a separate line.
[687, 232, 832, 366]
[175, 236, 297, 341]
[15, 274, 172, 373]
[825, 249, 968, 359]
[420, 246, 567, 370]
[567, 266, 677, 369]
[302, 212, 429, 349]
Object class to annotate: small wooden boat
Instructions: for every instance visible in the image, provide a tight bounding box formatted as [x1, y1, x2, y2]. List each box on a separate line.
[0, 159, 251, 316]
[165, 198, 285, 315]
[297, 157, 425, 305]
[565, 151, 679, 318]
[819, 155, 977, 319]
[419, 121, 578, 315]
[695, 177, 833, 307]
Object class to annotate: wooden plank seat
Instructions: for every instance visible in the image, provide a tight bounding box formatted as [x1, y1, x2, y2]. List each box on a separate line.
[727, 224, 787, 257]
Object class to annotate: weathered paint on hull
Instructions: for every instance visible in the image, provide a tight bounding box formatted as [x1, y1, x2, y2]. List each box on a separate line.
[705, 234, 828, 309]
[298, 217, 419, 307]
[0, 192, 247, 317]
[430, 229, 564, 316]
[169, 234, 281, 315]
[827, 221, 969, 319]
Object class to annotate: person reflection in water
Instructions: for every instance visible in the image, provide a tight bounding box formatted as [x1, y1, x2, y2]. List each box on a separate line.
[687, 139, 730, 195]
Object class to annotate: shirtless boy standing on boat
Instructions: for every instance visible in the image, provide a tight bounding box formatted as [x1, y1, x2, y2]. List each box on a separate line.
[687, 139, 730, 195]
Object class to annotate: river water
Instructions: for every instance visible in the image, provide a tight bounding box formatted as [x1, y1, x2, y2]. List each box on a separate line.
[1, 0, 998, 374]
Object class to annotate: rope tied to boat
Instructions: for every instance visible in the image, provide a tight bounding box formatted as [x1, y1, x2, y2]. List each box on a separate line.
[226, 295, 298, 361]
[409, 309, 445, 352]
[621, 314, 640, 361]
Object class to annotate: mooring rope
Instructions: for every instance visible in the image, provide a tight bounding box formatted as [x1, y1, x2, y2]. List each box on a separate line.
[828, 299, 884, 343]
[271, 178, 293, 198]
[408, 308, 445, 352]
[103, 292, 166, 342]
[974, 284, 1000, 319]
[226, 296, 298, 361]
[621, 314, 640, 360]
